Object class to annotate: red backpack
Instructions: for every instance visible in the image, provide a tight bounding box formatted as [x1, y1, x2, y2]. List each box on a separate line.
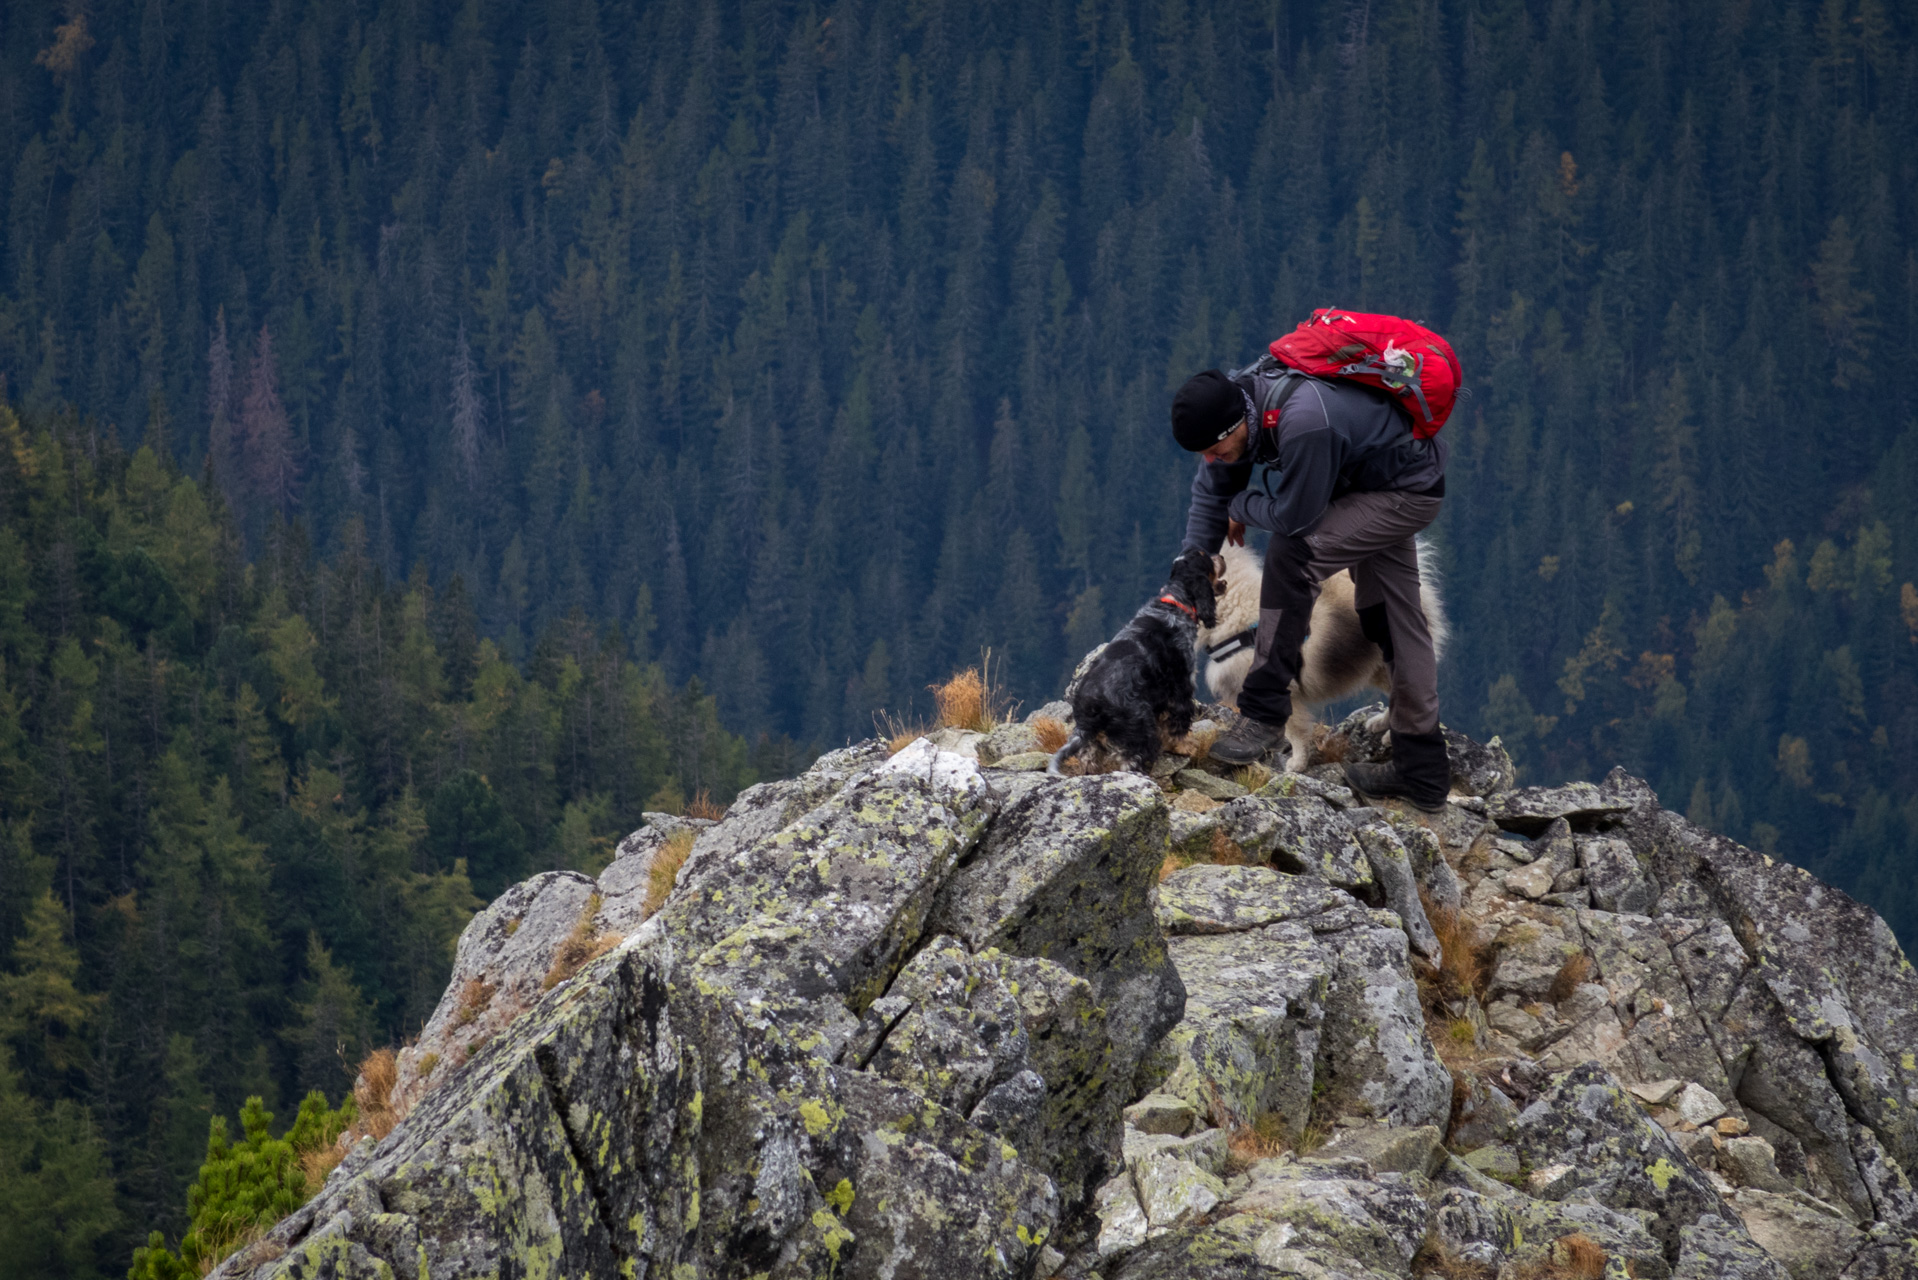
[1268, 310, 1463, 439]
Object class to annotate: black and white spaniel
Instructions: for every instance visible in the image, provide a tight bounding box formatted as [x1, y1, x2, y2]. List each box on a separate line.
[1049, 549, 1224, 776]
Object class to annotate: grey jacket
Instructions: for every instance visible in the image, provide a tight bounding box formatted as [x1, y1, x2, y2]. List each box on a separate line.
[1182, 360, 1447, 551]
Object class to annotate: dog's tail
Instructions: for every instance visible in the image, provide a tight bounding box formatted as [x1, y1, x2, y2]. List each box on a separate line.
[1414, 537, 1452, 663]
[1047, 734, 1086, 777]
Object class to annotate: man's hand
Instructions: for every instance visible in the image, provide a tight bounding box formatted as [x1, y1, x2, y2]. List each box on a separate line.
[1227, 519, 1246, 547]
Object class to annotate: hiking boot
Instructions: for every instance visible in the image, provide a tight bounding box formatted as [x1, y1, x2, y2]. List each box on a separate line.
[1342, 730, 1451, 813]
[1209, 716, 1287, 766]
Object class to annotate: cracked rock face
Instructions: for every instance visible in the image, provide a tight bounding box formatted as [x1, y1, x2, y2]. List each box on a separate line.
[213, 711, 1918, 1280]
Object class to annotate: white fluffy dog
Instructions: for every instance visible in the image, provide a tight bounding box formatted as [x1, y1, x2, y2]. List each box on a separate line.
[1197, 541, 1450, 770]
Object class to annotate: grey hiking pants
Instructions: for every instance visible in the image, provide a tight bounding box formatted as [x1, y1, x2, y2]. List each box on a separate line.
[1237, 490, 1443, 736]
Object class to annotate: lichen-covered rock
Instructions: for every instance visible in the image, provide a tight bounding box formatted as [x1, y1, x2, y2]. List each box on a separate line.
[1672, 1213, 1793, 1279]
[1109, 1157, 1428, 1279]
[1726, 1186, 1865, 1279]
[1153, 889, 1451, 1144]
[1581, 833, 1657, 914]
[929, 772, 1185, 1095]
[1154, 864, 1360, 936]
[1445, 726, 1517, 797]
[977, 721, 1038, 763]
[1449, 1074, 1521, 1151]
[1487, 781, 1637, 835]
[1213, 793, 1373, 890]
[390, 869, 599, 1111]
[1255, 769, 1359, 808]
[1512, 1062, 1738, 1259]
[1156, 925, 1329, 1137]
[1348, 819, 1442, 960]
[1648, 812, 1918, 1181]
[205, 709, 1918, 1280]
[1316, 1122, 1442, 1176]
[861, 936, 1122, 1204]
[1094, 1172, 1150, 1258]
[1131, 1151, 1226, 1230]
[1176, 768, 1247, 800]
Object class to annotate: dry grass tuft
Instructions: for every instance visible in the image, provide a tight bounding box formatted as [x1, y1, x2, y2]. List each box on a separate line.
[353, 1047, 402, 1142]
[1317, 731, 1350, 764]
[193, 1221, 283, 1276]
[1423, 896, 1492, 1004]
[1207, 829, 1247, 866]
[1559, 1234, 1608, 1279]
[1224, 1112, 1291, 1172]
[1548, 952, 1595, 1004]
[1031, 715, 1071, 753]
[299, 1140, 346, 1191]
[685, 789, 727, 821]
[453, 978, 496, 1029]
[877, 709, 934, 756]
[1509, 1233, 1609, 1280]
[543, 894, 623, 990]
[932, 652, 1016, 733]
[643, 829, 696, 918]
[1413, 1234, 1498, 1280]
[1233, 763, 1273, 791]
[1159, 830, 1247, 882]
[934, 667, 989, 729]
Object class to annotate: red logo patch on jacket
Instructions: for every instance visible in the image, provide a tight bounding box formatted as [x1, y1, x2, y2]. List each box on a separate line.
[1263, 408, 1280, 430]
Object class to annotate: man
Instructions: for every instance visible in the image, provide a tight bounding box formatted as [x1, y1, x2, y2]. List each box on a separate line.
[1171, 359, 1449, 810]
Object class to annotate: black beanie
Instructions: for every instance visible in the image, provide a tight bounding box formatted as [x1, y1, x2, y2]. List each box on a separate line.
[1171, 370, 1244, 452]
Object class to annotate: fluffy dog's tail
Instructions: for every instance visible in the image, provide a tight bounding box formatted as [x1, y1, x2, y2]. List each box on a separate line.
[1046, 734, 1086, 777]
[1414, 537, 1451, 663]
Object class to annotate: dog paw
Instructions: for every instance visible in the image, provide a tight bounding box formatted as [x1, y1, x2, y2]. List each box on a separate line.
[1364, 712, 1390, 735]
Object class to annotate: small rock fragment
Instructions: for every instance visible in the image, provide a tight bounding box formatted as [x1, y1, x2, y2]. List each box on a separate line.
[1675, 1082, 1728, 1127]
[1124, 1093, 1198, 1136]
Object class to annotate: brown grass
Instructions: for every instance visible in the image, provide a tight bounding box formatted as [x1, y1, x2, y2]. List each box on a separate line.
[453, 978, 496, 1028]
[1224, 1112, 1290, 1172]
[878, 710, 935, 756]
[1423, 896, 1492, 1004]
[1510, 1233, 1608, 1280]
[1317, 731, 1350, 764]
[1413, 1235, 1498, 1280]
[643, 829, 696, 918]
[685, 789, 726, 821]
[299, 1141, 346, 1190]
[543, 894, 623, 990]
[1158, 830, 1246, 883]
[353, 1047, 402, 1142]
[933, 668, 987, 729]
[1208, 829, 1246, 865]
[1548, 952, 1595, 1004]
[1031, 716, 1070, 753]
[192, 1220, 281, 1276]
[1233, 764, 1273, 791]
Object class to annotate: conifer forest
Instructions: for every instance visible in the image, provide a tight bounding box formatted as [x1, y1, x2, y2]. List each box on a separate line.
[1, 0, 1916, 1270]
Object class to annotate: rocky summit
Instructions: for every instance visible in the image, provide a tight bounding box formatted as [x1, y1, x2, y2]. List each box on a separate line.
[211, 703, 1918, 1280]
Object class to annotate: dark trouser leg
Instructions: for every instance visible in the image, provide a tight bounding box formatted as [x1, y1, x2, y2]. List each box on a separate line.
[1236, 533, 1316, 726]
[1237, 492, 1444, 788]
[1349, 533, 1439, 738]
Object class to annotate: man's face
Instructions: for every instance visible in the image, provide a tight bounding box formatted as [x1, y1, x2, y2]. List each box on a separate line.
[1201, 419, 1249, 464]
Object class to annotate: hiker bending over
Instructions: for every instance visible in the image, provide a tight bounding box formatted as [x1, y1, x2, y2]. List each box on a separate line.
[1171, 358, 1449, 810]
